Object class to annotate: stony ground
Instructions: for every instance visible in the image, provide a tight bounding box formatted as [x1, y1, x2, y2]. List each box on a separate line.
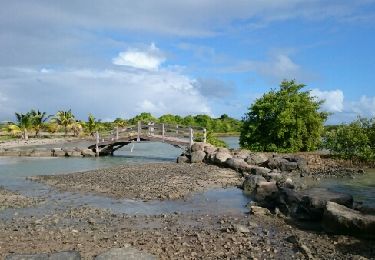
[30, 163, 242, 200]
[0, 186, 42, 210]
[0, 206, 374, 259]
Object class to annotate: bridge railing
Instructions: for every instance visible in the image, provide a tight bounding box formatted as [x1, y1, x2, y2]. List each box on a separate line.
[94, 121, 206, 155]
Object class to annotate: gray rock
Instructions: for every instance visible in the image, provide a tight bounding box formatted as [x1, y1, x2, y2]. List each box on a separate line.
[214, 152, 232, 165]
[204, 145, 216, 155]
[19, 149, 33, 156]
[191, 142, 206, 152]
[177, 155, 189, 163]
[265, 172, 283, 182]
[250, 166, 271, 176]
[246, 153, 268, 166]
[267, 157, 289, 170]
[233, 150, 250, 159]
[254, 181, 278, 202]
[243, 175, 266, 194]
[234, 224, 250, 233]
[280, 161, 298, 172]
[2, 150, 21, 156]
[53, 150, 67, 157]
[30, 150, 52, 157]
[250, 205, 271, 215]
[323, 202, 375, 239]
[95, 246, 156, 260]
[225, 158, 250, 172]
[6, 251, 81, 260]
[217, 147, 230, 153]
[190, 151, 206, 163]
[81, 149, 96, 157]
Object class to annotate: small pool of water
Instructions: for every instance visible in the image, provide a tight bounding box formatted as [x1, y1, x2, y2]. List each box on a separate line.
[219, 136, 240, 149]
[316, 169, 375, 208]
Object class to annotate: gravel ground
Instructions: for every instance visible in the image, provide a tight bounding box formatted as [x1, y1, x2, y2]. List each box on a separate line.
[0, 206, 374, 259]
[30, 163, 242, 200]
[0, 186, 43, 210]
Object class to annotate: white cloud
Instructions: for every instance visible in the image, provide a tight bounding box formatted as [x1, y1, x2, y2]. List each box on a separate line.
[351, 95, 375, 117]
[311, 89, 344, 112]
[112, 43, 165, 70]
[0, 67, 211, 121]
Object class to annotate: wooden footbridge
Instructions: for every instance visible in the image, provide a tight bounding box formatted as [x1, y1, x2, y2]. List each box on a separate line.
[88, 122, 207, 156]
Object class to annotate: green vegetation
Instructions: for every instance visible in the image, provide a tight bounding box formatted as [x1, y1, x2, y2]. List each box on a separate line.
[52, 110, 76, 136]
[240, 80, 328, 152]
[323, 117, 375, 161]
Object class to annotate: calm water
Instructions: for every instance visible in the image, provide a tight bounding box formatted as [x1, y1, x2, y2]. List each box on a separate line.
[220, 136, 240, 149]
[0, 141, 250, 217]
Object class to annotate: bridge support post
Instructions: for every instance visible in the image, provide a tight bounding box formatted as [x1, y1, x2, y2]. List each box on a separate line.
[162, 124, 165, 142]
[189, 127, 194, 149]
[137, 121, 141, 142]
[203, 128, 207, 143]
[95, 131, 99, 156]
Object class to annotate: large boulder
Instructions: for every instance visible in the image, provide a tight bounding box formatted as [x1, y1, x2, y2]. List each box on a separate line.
[214, 152, 232, 165]
[243, 175, 266, 194]
[250, 166, 271, 176]
[204, 145, 216, 156]
[95, 246, 156, 260]
[280, 161, 298, 172]
[81, 149, 96, 157]
[190, 151, 206, 163]
[322, 202, 375, 239]
[267, 156, 289, 170]
[52, 148, 66, 157]
[253, 181, 278, 202]
[225, 158, 250, 173]
[246, 153, 268, 166]
[233, 150, 250, 160]
[293, 188, 353, 221]
[191, 142, 206, 152]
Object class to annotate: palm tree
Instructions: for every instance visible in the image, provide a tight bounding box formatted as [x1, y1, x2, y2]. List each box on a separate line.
[82, 114, 102, 136]
[30, 109, 51, 137]
[54, 110, 76, 136]
[15, 112, 33, 140]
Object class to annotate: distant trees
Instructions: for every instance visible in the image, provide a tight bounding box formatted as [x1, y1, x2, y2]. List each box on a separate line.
[240, 80, 328, 152]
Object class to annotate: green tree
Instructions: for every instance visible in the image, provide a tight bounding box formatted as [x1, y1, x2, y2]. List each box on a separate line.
[129, 112, 157, 125]
[84, 114, 100, 136]
[324, 117, 374, 161]
[53, 110, 76, 136]
[240, 80, 328, 152]
[14, 112, 33, 140]
[113, 118, 127, 128]
[30, 109, 50, 137]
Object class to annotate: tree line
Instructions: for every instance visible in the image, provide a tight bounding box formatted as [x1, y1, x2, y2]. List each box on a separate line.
[1, 110, 242, 142]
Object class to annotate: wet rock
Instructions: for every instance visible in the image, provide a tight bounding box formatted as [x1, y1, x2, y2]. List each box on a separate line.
[246, 153, 268, 166]
[3, 149, 21, 156]
[6, 251, 81, 260]
[30, 148, 52, 157]
[19, 149, 33, 156]
[243, 175, 266, 194]
[214, 152, 232, 165]
[177, 155, 189, 163]
[95, 246, 156, 260]
[322, 202, 375, 239]
[190, 151, 206, 163]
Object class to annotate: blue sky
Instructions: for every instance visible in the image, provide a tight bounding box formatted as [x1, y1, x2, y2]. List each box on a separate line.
[0, 1, 375, 124]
